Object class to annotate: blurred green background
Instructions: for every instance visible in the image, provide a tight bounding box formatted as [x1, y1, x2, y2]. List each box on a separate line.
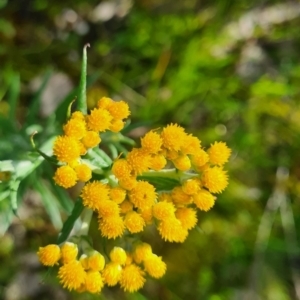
[1, 0, 300, 299]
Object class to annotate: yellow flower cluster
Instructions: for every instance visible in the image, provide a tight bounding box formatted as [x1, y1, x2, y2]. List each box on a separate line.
[44, 97, 231, 294]
[37, 242, 165, 293]
[87, 123, 230, 243]
[53, 97, 130, 188]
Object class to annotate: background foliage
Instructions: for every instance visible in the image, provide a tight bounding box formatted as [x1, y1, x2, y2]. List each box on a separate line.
[1, 0, 300, 299]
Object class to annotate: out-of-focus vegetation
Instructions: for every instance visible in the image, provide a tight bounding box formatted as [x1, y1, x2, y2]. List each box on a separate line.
[1, 0, 300, 299]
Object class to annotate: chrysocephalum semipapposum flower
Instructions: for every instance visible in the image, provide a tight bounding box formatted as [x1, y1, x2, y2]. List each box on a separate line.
[98, 215, 125, 239]
[63, 117, 87, 140]
[160, 123, 187, 151]
[143, 254, 167, 279]
[133, 243, 153, 264]
[37, 244, 61, 266]
[109, 247, 127, 265]
[129, 181, 156, 210]
[102, 262, 122, 286]
[60, 242, 78, 264]
[208, 141, 231, 166]
[85, 271, 104, 294]
[153, 201, 176, 221]
[202, 166, 228, 193]
[80, 181, 110, 211]
[124, 211, 145, 233]
[87, 251, 105, 271]
[109, 186, 127, 204]
[141, 130, 162, 154]
[40, 94, 231, 296]
[74, 164, 92, 182]
[126, 148, 151, 175]
[193, 189, 216, 211]
[175, 207, 198, 230]
[53, 136, 81, 163]
[58, 260, 86, 291]
[81, 130, 101, 149]
[86, 107, 112, 132]
[119, 263, 146, 293]
[53, 165, 77, 188]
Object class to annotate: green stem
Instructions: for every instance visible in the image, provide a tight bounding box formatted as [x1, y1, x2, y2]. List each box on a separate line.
[78, 43, 90, 114]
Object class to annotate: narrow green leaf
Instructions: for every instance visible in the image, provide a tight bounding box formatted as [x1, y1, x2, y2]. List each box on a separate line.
[9, 179, 20, 215]
[57, 199, 84, 244]
[41, 158, 73, 214]
[77, 44, 90, 114]
[137, 176, 180, 191]
[107, 144, 119, 160]
[34, 180, 63, 230]
[85, 148, 112, 169]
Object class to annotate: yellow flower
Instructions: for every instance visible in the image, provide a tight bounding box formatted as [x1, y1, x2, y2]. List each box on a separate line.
[181, 178, 201, 195]
[133, 243, 152, 264]
[98, 215, 125, 239]
[165, 149, 179, 160]
[208, 141, 231, 166]
[118, 176, 137, 190]
[173, 154, 191, 171]
[58, 260, 86, 291]
[171, 186, 192, 205]
[181, 134, 201, 155]
[191, 148, 209, 169]
[129, 181, 156, 210]
[53, 165, 77, 188]
[159, 192, 173, 202]
[193, 189, 215, 211]
[78, 140, 87, 156]
[119, 200, 133, 214]
[160, 123, 187, 151]
[149, 154, 167, 171]
[109, 119, 125, 132]
[81, 131, 101, 149]
[126, 148, 151, 175]
[102, 262, 122, 286]
[37, 244, 60, 266]
[71, 111, 85, 120]
[124, 211, 145, 233]
[139, 206, 153, 224]
[125, 253, 133, 265]
[111, 159, 133, 180]
[175, 207, 197, 230]
[74, 164, 92, 182]
[107, 100, 130, 120]
[153, 201, 176, 220]
[158, 217, 188, 243]
[202, 167, 228, 193]
[109, 186, 126, 204]
[97, 97, 113, 109]
[81, 181, 109, 211]
[120, 264, 145, 293]
[86, 107, 112, 132]
[141, 131, 162, 154]
[85, 271, 104, 294]
[110, 247, 127, 265]
[87, 251, 105, 271]
[79, 254, 89, 270]
[60, 242, 78, 264]
[53, 135, 81, 163]
[144, 254, 166, 279]
[98, 199, 120, 218]
[63, 117, 86, 140]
